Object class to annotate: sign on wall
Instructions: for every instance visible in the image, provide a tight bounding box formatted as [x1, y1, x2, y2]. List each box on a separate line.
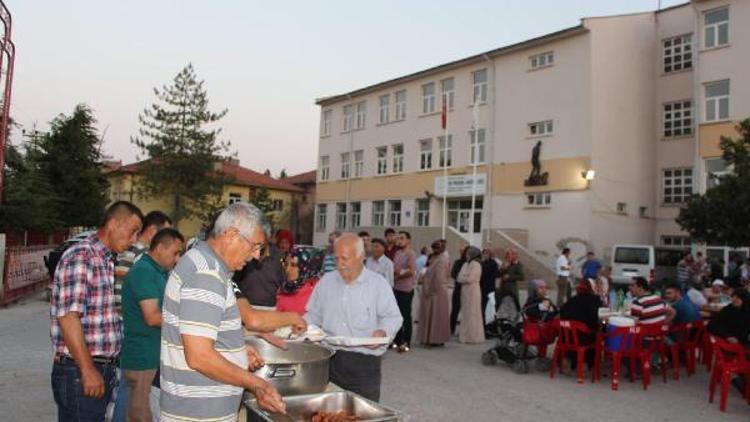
[434, 174, 487, 197]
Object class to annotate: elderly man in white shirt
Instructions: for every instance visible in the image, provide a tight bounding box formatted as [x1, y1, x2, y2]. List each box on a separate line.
[365, 238, 395, 288]
[305, 233, 402, 402]
[555, 247, 572, 306]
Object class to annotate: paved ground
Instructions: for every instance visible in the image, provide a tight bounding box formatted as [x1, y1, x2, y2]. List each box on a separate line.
[2, 293, 748, 421]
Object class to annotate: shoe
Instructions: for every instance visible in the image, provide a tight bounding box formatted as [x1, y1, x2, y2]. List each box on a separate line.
[397, 345, 410, 353]
[389, 343, 398, 350]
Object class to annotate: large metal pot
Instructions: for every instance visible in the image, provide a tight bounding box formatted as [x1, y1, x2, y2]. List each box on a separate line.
[246, 337, 335, 396]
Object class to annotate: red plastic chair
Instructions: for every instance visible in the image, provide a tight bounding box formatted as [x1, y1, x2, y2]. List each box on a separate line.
[550, 320, 597, 384]
[521, 315, 557, 359]
[708, 336, 750, 412]
[667, 321, 705, 380]
[594, 323, 669, 391]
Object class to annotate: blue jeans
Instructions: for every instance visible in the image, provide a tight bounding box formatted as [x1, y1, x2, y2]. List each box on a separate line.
[51, 359, 118, 422]
[111, 369, 128, 422]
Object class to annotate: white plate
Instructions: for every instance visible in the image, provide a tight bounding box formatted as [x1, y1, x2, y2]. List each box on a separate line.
[325, 336, 391, 347]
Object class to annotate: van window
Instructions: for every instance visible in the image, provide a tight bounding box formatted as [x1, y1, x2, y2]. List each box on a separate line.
[614, 247, 650, 265]
[655, 248, 688, 267]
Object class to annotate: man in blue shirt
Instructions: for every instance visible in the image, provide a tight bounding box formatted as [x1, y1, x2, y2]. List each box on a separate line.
[664, 283, 701, 324]
[581, 251, 602, 280]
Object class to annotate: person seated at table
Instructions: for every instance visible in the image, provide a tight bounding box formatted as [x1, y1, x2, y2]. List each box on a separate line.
[705, 279, 731, 305]
[686, 281, 708, 309]
[524, 279, 558, 322]
[664, 283, 702, 325]
[560, 280, 601, 370]
[707, 289, 750, 345]
[629, 277, 673, 325]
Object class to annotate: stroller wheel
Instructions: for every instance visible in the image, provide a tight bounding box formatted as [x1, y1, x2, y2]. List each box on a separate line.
[481, 351, 498, 366]
[534, 357, 552, 372]
[512, 359, 530, 374]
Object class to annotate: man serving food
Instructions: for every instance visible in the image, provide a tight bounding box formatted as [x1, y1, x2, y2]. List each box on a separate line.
[304, 233, 403, 402]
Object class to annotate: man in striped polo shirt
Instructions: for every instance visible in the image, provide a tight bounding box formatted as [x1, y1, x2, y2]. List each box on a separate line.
[161, 203, 286, 421]
[629, 277, 673, 325]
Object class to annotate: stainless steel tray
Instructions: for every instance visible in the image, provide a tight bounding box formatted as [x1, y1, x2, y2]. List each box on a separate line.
[244, 391, 402, 422]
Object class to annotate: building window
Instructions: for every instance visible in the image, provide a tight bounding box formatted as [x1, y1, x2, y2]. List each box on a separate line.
[392, 144, 404, 173]
[663, 168, 693, 204]
[376, 147, 388, 175]
[529, 120, 553, 136]
[526, 193, 551, 208]
[316, 204, 327, 232]
[335, 203, 347, 230]
[379, 95, 390, 124]
[705, 158, 729, 189]
[319, 156, 330, 181]
[438, 135, 453, 168]
[355, 101, 366, 129]
[416, 199, 430, 227]
[422, 82, 436, 114]
[349, 202, 361, 228]
[419, 139, 433, 170]
[616, 202, 627, 215]
[472, 69, 488, 104]
[448, 199, 482, 233]
[272, 199, 284, 211]
[228, 192, 242, 205]
[321, 110, 332, 136]
[705, 80, 729, 122]
[470, 129, 486, 164]
[354, 150, 364, 177]
[530, 51, 554, 70]
[340, 152, 350, 179]
[395, 90, 407, 120]
[388, 200, 401, 227]
[639, 206, 648, 219]
[663, 34, 692, 73]
[343, 104, 354, 132]
[441, 78, 454, 109]
[663, 100, 693, 138]
[704, 7, 729, 49]
[661, 235, 691, 247]
[372, 201, 385, 226]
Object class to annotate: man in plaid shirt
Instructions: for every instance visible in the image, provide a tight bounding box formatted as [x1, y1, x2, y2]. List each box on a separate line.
[50, 201, 143, 421]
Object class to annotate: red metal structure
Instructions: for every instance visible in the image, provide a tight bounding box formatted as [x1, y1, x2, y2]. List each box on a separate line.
[0, 0, 15, 201]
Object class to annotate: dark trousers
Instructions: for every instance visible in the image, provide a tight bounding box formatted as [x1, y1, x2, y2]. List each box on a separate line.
[329, 350, 382, 402]
[393, 289, 414, 347]
[450, 283, 462, 334]
[51, 359, 118, 422]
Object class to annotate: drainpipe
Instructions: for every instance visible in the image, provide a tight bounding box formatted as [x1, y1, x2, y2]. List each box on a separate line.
[690, 2, 702, 256]
[345, 94, 354, 230]
[483, 53, 496, 246]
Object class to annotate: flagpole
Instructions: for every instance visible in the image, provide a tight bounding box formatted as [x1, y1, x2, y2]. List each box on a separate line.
[441, 95, 448, 240]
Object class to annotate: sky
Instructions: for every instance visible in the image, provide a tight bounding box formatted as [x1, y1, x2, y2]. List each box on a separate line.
[7, 0, 686, 176]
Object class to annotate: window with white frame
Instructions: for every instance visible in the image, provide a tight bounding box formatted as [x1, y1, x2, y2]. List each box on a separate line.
[441, 78, 454, 109]
[419, 139, 433, 170]
[662, 167, 693, 204]
[705, 80, 729, 122]
[316, 204, 327, 232]
[343, 105, 354, 132]
[349, 202, 361, 228]
[372, 201, 385, 226]
[663, 34, 692, 73]
[395, 90, 407, 120]
[376, 147, 388, 175]
[354, 150, 364, 177]
[704, 7, 729, 49]
[355, 101, 366, 129]
[340, 152, 350, 179]
[388, 200, 401, 227]
[422, 82, 436, 114]
[470, 129, 486, 164]
[416, 199, 430, 227]
[392, 144, 404, 173]
[379, 95, 390, 124]
[321, 110, 332, 136]
[530, 51, 554, 69]
[472, 69, 488, 104]
[526, 192, 551, 208]
[705, 158, 730, 189]
[335, 203, 347, 230]
[319, 155, 330, 181]
[529, 120, 553, 136]
[228, 192, 242, 205]
[661, 235, 691, 247]
[272, 199, 283, 211]
[438, 135, 453, 168]
[663, 100, 693, 138]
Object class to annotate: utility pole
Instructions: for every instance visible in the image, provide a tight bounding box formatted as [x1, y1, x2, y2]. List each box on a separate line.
[0, 0, 15, 203]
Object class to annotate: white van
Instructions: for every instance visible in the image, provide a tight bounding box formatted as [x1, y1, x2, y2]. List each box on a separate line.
[611, 244, 689, 286]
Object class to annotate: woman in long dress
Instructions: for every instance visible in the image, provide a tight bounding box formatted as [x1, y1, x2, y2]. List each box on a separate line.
[417, 240, 451, 346]
[457, 247, 485, 344]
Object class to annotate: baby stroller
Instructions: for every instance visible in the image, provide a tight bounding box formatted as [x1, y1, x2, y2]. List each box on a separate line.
[482, 313, 556, 374]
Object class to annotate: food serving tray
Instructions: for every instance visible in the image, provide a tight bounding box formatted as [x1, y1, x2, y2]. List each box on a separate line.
[324, 336, 391, 347]
[244, 391, 402, 422]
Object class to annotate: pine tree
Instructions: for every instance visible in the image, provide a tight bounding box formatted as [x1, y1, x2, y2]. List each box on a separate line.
[251, 187, 275, 227]
[279, 169, 287, 179]
[132, 64, 231, 229]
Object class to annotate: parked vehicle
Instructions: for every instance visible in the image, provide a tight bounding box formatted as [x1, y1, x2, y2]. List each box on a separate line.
[610, 244, 689, 287]
[44, 230, 96, 278]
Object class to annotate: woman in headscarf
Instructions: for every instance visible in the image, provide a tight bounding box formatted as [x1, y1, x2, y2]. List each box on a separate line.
[417, 240, 451, 347]
[457, 246, 485, 344]
[275, 246, 324, 315]
[275, 229, 295, 254]
[523, 279, 558, 322]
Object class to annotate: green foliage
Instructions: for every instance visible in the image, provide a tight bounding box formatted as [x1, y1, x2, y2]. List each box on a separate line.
[677, 119, 750, 247]
[251, 187, 275, 227]
[131, 64, 231, 229]
[279, 169, 287, 179]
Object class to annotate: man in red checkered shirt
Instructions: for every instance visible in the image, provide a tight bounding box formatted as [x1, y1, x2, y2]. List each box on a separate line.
[50, 201, 143, 421]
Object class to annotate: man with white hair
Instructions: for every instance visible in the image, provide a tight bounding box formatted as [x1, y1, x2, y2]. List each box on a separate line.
[304, 233, 403, 402]
[160, 203, 286, 421]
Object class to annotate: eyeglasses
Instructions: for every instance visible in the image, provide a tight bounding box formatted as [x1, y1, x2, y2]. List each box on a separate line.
[236, 230, 265, 255]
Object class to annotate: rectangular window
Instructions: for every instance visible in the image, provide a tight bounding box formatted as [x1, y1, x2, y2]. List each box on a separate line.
[529, 120, 553, 136]
[321, 110, 332, 136]
[372, 201, 385, 227]
[419, 139, 433, 170]
[526, 193, 551, 208]
[639, 206, 648, 218]
[704, 7, 729, 49]
[663, 167, 693, 204]
[661, 235, 691, 247]
[228, 192, 242, 205]
[663, 34, 692, 73]
[422, 82, 436, 114]
[617, 202, 627, 215]
[355, 101, 366, 129]
[272, 199, 284, 211]
[441, 78, 455, 109]
[705, 80, 729, 122]
[705, 158, 729, 189]
[416, 199, 430, 227]
[663, 100, 693, 138]
[470, 129, 486, 164]
[395, 90, 407, 120]
[319, 156, 330, 181]
[336, 203, 347, 230]
[472, 69, 488, 104]
[388, 200, 402, 227]
[354, 150, 364, 177]
[438, 135, 453, 168]
[530, 51, 554, 70]
[376, 146, 388, 175]
[343, 104, 354, 132]
[392, 144, 404, 173]
[349, 202, 361, 228]
[316, 204, 327, 232]
[340, 152, 350, 179]
[379, 95, 390, 124]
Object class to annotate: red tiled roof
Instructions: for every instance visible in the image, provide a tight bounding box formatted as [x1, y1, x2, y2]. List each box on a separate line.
[283, 170, 316, 185]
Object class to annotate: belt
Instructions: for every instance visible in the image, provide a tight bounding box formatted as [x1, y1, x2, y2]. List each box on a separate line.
[54, 354, 119, 366]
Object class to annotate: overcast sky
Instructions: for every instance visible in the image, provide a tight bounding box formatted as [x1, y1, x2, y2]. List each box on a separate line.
[8, 0, 685, 176]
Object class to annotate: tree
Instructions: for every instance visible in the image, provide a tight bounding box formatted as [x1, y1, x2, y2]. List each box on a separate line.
[677, 119, 750, 247]
[279, 169, 287, 179]
[251, 187, 275, 227]
[263, 169, 271, 177]
[132, 64, 231, 229]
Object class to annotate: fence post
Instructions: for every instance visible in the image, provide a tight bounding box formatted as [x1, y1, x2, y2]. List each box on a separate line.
[0, 233, 6, 303]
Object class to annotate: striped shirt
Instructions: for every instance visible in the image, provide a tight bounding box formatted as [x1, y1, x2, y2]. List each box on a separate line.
[160, 240, 248, 422]
[322, 252, 336, 273]
[114, 241, 146, 315]
[630, 294, 667, 325]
